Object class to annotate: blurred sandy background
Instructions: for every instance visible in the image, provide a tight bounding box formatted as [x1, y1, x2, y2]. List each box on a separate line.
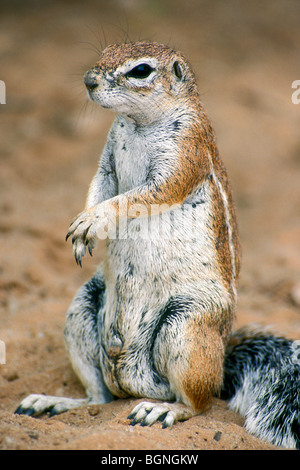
[0, 0, 299, 450]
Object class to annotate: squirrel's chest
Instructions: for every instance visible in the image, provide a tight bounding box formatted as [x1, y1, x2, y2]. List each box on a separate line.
[114, 128, 151, 193]
[115, 142, 149, 194]
[112, 119, 173, 194]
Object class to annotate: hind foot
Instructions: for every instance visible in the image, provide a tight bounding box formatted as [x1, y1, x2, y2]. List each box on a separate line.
[14, 394, 88, 417]
[127, 401, 194, 428]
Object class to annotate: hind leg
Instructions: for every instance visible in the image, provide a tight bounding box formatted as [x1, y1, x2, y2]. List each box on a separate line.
[128, 297, 226, 427]
[15, 272, 113, 417]
[128, 320, 224, 427]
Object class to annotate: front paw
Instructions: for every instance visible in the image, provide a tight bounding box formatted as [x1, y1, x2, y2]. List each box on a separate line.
[66, 209, 96, 266]
[66, 204, 117, 265]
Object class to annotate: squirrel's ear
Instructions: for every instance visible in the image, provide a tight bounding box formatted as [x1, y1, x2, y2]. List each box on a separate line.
[173, 61, 183, 80]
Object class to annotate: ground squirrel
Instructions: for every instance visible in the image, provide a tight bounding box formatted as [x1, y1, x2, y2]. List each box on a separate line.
[16, 41, 299, 449]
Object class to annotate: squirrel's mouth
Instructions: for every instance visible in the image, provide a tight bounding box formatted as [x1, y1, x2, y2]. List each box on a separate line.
[87, 90, 114, 110]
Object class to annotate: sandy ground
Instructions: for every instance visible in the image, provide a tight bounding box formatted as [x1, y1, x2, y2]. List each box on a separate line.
[0, 0, 300, 451]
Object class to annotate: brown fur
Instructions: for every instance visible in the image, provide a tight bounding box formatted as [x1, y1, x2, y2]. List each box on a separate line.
[182, 320, 224, 412]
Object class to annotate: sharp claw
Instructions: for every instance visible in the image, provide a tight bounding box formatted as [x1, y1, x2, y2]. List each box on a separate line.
[140, 419, 149, 427]
[82, 225, 92, 243]
[25, 408, 36, 416]
[158, 412, 168, 422]
[66, 228, 77, 242]
[14, 405, 24, 415]
[88, 245, 93, 257]
[74, 252, 82, 267]
[66, 219, 85, 242]
[16, 407, 36, 417]
[129, 417, 139, 426]
[49, 407, 57, 417]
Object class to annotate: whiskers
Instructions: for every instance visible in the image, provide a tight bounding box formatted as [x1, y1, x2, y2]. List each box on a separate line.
[73, 95, 103, 134]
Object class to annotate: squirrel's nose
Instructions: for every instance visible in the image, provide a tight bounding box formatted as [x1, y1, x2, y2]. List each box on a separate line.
[84, 71, 99, 92]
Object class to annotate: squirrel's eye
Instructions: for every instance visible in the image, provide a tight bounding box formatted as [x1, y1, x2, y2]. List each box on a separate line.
[173, 61, 183, 80]
[126, 64, 154, 79]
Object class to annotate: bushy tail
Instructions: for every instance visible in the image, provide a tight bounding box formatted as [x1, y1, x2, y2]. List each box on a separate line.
[222, 325, 300, 449]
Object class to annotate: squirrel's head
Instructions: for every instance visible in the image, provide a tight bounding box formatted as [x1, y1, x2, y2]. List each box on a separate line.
[84, 41, 199, 124]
